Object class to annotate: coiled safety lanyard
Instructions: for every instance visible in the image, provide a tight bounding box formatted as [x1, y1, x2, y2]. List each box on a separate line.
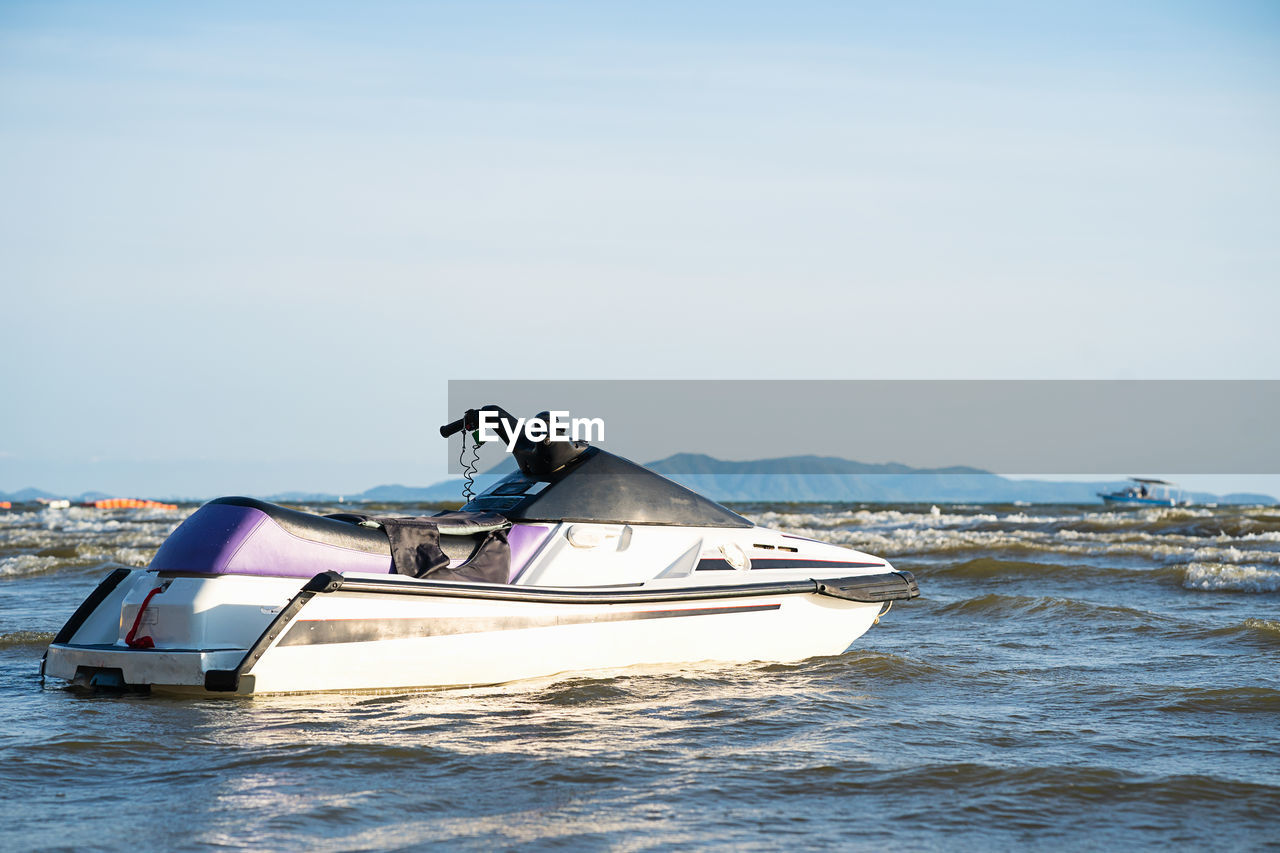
[460, 430, 483, 501]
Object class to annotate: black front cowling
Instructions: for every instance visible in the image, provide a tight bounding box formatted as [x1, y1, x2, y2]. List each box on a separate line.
[465, 447, 753, 528]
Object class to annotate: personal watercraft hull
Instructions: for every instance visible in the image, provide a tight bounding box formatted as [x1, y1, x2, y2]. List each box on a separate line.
[43, 567, 917, 695]
[43, 404, 922, 696]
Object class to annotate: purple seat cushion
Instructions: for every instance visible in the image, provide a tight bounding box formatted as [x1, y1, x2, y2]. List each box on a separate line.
[150, 503, 392, 578]
[151, 502, 554, 581]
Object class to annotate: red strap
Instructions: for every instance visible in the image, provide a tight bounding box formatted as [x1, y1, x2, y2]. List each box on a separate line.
[125, 586, 163, 649]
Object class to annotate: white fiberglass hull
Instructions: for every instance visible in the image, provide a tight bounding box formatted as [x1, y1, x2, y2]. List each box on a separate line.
[43, 569, 912, 695]
[235, 588, 879, 693]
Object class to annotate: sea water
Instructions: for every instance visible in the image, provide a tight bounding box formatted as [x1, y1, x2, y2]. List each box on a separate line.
[1, 502, 1277, 850]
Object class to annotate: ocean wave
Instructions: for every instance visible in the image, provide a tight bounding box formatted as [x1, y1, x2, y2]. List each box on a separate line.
[776, 524, 1058, 555]
[16, 506, 190, 539]
[773, 522, 1280, 568]
[0, 530, 170, 554]
[925, 557, 1160, 583]
[928, 557, 1037, 579]
[933, 593, 1172, 627]
[0, 630, 54, 648]
[927, 559, 1195, 587]
[0, 552, 144, 581]
[752, 508, 1056, 531]
[837, 650, 952, 680]
[1159, 686, 1280, 714]
[1238, 617, 1280, 639]
[752, 505, 1280, 565]
[0, 554, 60, 578]
[1181, 563, 1280, 594]
[110, 548, 154, 567]
[773, 761, 1280, 807]
[0, 509, 41, 527]
[754, 504, 1280, 537]
[752, 651, 971, 688]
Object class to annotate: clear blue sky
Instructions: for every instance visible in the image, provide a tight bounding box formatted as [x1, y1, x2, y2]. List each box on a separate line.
[2, 1, 1278, 497]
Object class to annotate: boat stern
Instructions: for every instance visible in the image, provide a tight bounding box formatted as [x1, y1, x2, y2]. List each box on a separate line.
[43, 643, 250, 693]
[42, 567, 303, 694]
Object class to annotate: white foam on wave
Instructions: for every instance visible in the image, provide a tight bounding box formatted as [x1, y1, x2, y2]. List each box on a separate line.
[751, 507, 1058, 532]
[764, 516, 1280, 565]
[1234, 531, 1280, 543]
[0, 553, 59, 577]
[1181, 563, 1280, 594]
[111, 548, 154, 567]
[39, 506, 190, 530]
[2, 524, 172, 552]
[773, 524, 1040, 556]
[41, 509, 126, 534]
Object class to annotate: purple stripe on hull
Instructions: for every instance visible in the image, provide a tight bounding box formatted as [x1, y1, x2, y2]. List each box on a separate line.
[507, 524, 552, 582]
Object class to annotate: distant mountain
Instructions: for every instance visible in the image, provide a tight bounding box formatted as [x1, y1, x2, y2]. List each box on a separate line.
[643, 457, 1276, 504]
[269, 456, 1273, 506]
[354, 481, 485, 502]
[263, 477, 504, 505]
[6, 455, 1274, 506]
[642, 454, 1033, 502]
[0, 487, 169, 503]
[646, 459, 1071, 503]
[651, 453, 987, 477]
[1217, 492, 1277, 505]
[1, 487, 61, 502]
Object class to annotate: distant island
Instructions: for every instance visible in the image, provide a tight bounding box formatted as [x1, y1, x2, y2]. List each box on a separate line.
[4, 454, 1272, 506]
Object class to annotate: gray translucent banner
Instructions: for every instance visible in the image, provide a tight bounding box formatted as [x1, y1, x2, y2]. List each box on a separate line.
[445, 380, 1279, 474]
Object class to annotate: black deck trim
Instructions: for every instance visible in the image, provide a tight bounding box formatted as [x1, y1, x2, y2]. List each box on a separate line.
[324, 574, 816, 603]
[307, 570, 919, 605]
[51, 567, 133, 645]
[202, 572, 341, 692]
[817, 571, 919, 603]
[696, 558, 887, 572]
[46, 567, 129, 677]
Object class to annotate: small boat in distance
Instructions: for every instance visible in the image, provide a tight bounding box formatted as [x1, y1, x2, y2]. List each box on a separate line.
[1098, 478, 1189, 508]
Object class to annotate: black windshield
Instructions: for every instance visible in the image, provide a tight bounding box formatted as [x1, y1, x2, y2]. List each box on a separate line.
[462, 447, 752, 528]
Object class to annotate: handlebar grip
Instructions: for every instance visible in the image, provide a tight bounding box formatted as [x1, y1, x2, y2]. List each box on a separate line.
[439, 417, 467, 438]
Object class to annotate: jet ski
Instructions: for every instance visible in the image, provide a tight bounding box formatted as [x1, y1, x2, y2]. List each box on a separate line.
[42, 405, 919, 695]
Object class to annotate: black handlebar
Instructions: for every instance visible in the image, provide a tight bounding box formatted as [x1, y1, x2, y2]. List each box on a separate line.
[438, 405, 518, 444]
[439, 404, 593, 478]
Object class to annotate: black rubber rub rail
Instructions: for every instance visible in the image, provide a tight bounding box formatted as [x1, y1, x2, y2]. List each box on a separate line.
[43, 567, 134, 679]
[52, 567, 133, 645]
[204, 569, 918, 692]
[304, 569, 918, 605]
[203, 578, 330, 692]
[816, 573, 921, 603]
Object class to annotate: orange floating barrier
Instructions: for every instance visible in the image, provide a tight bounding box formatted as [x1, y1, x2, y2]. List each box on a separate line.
[0, 501, 11, 509]
[90, 498, 178, 510]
